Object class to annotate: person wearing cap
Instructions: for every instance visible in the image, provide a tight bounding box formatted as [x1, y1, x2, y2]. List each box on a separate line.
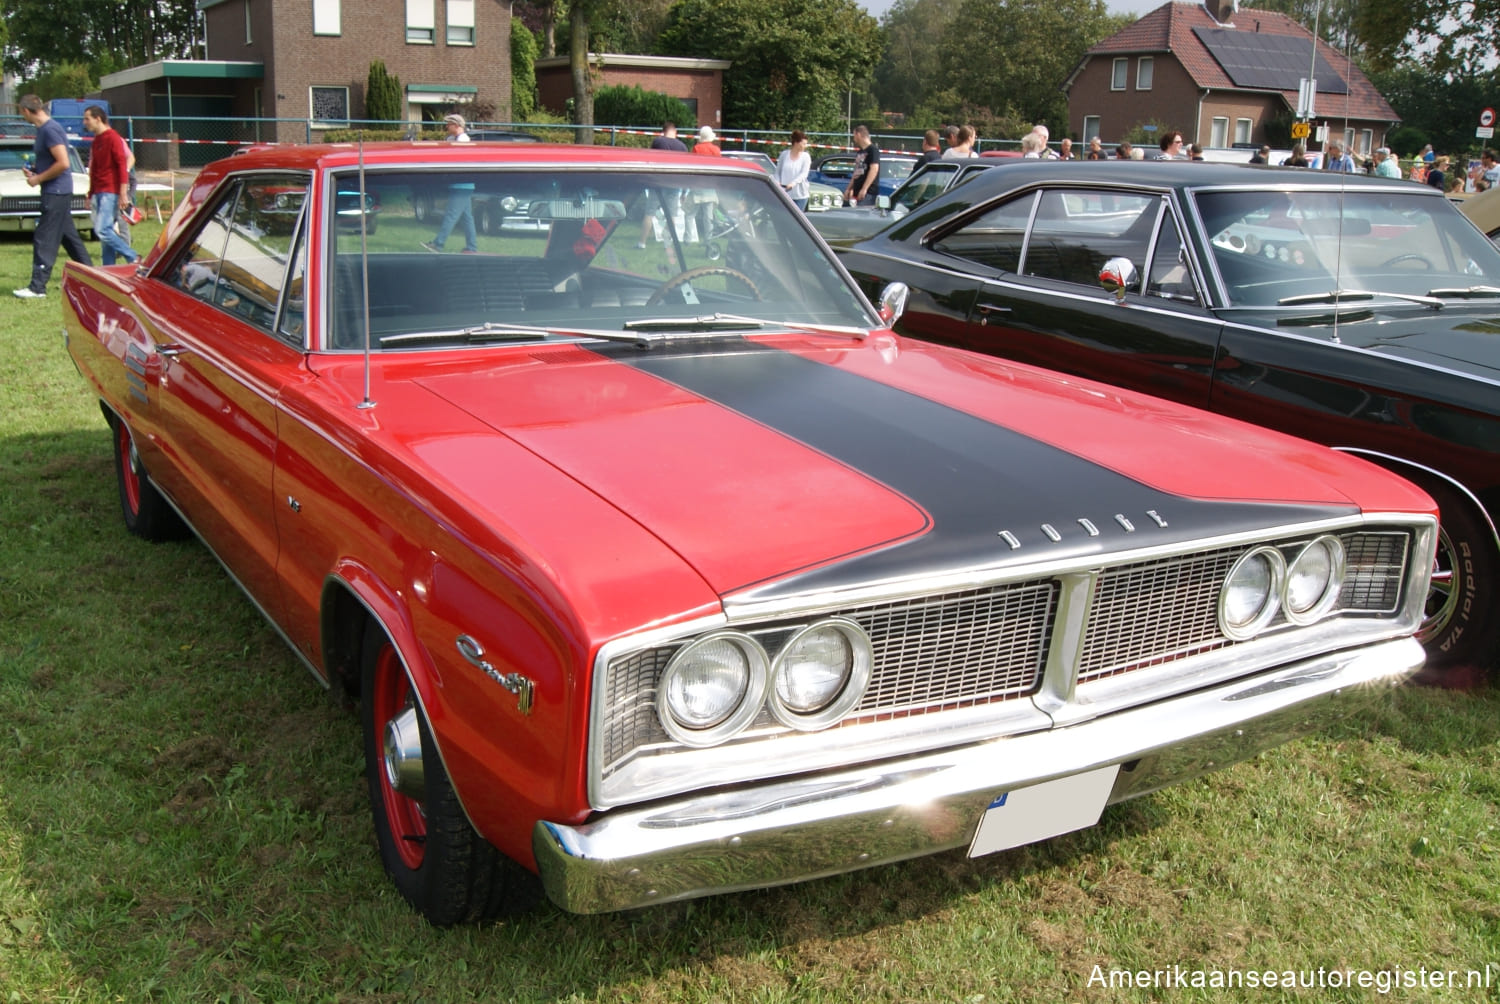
[693, 126, 721, 156]
[1373, 147, 1401, 178]
[423, 113, 478, 253]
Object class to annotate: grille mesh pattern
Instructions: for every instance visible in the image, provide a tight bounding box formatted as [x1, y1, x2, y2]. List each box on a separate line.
[1077, 549, 1240, 682]
[600, 530, 1411, 773]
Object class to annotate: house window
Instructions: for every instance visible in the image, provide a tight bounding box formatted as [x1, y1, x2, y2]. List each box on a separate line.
[1358, 129, 1373, 156]
[244, 0, 252, 44]
[313, 0, 340, 36]
[1210, 117, 1228, 148]
[1342, 128, 1355, 153]
[1136, 57, 1153, 90]
[447, 0, 475, 45]
[1083, 115, 1101, 143]
[311, 86, 350, 126]
[1111, 58, 1128, 90]
[407, 0, 435, 43]
[1234, 118, 1252, 145]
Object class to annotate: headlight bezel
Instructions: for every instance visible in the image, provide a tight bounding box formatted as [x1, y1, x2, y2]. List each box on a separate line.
[1218, 545, 1287, 640]
[656, 630, 769, 747]
[767, 617, 873, 730]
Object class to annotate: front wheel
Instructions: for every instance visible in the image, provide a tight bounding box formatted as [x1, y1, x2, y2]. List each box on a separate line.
[359, 621, 540, 925]
[1414, 480, 1499, 686]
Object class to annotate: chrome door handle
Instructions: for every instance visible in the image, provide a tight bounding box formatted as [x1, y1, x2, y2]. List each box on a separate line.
[155, 343, 186, 358]
[975, 303, 1012, 325]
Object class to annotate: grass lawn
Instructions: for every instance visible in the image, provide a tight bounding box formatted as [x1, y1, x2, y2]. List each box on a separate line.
[0, 210, 1498, 1003]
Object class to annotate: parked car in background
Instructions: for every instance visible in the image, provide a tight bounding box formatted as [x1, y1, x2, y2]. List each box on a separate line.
[0, 135, 92, 236]
[721, 149, 843, 211]
[63, 144, 1435, 925]
[1459, 185, 1500, 249]
[838, 160, 1500, 680]
[466, 129, 542, 143]
[810, 159, 1000, 249]
[809, 151, 919, 200]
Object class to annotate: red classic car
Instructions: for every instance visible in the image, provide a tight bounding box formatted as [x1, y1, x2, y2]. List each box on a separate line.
[64, 143, 1437, 924]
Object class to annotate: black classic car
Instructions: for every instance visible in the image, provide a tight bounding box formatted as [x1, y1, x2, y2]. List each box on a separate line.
[810, 159, 999, 249]
[838, 161, 1500, 680]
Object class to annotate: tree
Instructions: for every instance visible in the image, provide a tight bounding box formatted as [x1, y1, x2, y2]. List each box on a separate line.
[1238, 0, 1360, 55]
[511, 19, 540, 121]
[568, 0, 601, 142]
[3, 0, 197, 78]
[1352, 0, 1500, 75]
[1367, 60, 1500, 159]
[939, 0, 1128, 131]
[658, 0, 883, 132]
[366, 61, 404, 123]
[874, 0, 964, 119]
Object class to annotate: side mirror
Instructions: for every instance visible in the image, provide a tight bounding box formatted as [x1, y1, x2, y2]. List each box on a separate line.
[877, 282, 910, 326]
[1098, 257, 1138, 301]
[875, 195, 891, 210]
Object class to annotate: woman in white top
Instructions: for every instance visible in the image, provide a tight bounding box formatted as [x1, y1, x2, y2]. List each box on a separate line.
[777, 130, 811, 211]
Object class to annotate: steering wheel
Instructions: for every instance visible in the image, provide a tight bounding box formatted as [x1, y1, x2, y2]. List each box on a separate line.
[645, 266, 761, 306]
[1378, 253, 1434, 269]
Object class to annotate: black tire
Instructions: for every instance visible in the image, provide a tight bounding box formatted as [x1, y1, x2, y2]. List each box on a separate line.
[412, 191, 434, 223]
[110, 415, 187, 541]
[1414, 479, 1499, 686]
[359, 620, 541, 925]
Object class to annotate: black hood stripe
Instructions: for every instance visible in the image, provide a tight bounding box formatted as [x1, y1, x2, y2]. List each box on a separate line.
[593, 340, 1352, 600]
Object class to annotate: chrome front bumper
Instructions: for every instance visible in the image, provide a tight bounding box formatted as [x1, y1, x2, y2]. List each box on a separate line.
[534, 636, 1422, 913]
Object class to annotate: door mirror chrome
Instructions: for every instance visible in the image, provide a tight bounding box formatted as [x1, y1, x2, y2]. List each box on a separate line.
[1099, 257, 1138, 301]
[877, 283, 909, 327]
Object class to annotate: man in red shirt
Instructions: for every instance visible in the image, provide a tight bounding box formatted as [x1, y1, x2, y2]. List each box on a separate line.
[82, 106, 139, 265]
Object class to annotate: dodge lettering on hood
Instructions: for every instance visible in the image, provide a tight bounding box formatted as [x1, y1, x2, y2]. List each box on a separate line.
[63, 144, 1436, 923]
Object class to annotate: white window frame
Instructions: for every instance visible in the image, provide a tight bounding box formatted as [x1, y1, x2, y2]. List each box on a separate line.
[407, 0, 436, 43]
[1136, 57, 1153, 90]
[1111, 58, 1128, 91]
[446, 0, 475, 45]
[1083, 115, 1101, 144]
[1210, 117, 1229, 148]
[312, 0, 340, 36]
[1358, 129, 1373, 156]
[244, 0, 252, 44]
[310, 86, 350, 127]
[1234, 118, 1252, 145]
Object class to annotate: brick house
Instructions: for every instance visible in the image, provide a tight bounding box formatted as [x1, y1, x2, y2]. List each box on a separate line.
[100, 0, 511, 154]
[1064, 0, 1398, 155]
[534, 54, 730, 131]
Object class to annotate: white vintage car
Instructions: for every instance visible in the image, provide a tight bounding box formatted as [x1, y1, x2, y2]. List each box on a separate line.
[0, 135, 93, 236]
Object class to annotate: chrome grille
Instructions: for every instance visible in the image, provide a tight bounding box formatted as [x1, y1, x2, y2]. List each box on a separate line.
[1339, 531, 1407, 613]
[600, 579, 1055, 772]
[1077, 549, 1239, 682]
[0, 194, 88, 213]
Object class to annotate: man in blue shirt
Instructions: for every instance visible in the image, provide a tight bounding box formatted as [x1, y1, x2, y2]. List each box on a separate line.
[1322, 140, 1357, 173]
[15, 94, 91, 299]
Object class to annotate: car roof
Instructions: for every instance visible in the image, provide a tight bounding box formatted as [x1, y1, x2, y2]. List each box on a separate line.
[1461, 185, 1500, 235]
[205, 142, 772, 176]
[935, 159, 1452, 196]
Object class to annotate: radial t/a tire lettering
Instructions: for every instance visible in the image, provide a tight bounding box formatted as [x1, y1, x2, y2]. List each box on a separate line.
[1414, 480, 1499, 686]
[359, 620, 540, 924]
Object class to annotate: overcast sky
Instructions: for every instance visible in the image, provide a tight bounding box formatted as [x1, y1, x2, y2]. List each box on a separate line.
[858, 0, 1167, 19]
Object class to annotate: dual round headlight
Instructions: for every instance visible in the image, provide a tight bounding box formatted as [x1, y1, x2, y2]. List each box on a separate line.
[657, 619, 871, 746]
[1219, 535, 1346, 640]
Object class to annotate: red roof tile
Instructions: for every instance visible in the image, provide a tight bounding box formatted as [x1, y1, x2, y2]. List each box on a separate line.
[1086, 2, 1397, 122]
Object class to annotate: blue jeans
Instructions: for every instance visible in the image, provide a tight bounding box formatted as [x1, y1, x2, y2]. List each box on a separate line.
[91, 193, 138, 265]
[433, 185, 477, 252]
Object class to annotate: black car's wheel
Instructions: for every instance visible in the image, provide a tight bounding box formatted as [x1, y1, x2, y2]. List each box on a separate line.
[1414, 480, 1499, 685]
[111, 415, 186, 541]
[359, 621, 540, 925]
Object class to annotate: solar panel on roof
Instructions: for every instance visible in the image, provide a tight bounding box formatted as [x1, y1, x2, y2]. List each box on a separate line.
[1193, 27, 1349, 95]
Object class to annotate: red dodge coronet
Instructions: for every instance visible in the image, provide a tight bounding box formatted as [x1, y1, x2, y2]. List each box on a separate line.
[64, 143, 1436, 923]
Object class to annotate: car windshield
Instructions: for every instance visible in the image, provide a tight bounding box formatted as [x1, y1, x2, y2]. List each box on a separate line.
[0, 142, 83, 173]
[325, 168, 874, 349]
[1196, 188, 1500, 307]
[891, 164, 959, 211]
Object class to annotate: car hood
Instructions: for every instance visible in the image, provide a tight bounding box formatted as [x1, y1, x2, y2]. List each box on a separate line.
[1229, 305, 1500, 382]
[407, 334, 1427, 602]
[0, 167, 90, 198]
[810, 205, 900, 247]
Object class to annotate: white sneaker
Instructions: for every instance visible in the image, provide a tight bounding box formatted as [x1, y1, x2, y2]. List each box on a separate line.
[13, 288, 44, 299]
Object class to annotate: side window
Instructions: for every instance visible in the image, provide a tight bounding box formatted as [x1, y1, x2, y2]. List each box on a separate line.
[1146, 211, 1199, 302]
[931, 191, 1035, 272]
[168, 173, 310, 337]
[171, 186, 236, 303]
[1023, 189, 1157, 288]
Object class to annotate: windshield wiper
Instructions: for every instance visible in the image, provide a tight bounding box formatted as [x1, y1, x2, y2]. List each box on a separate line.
[1277, 288, 1443, 310]
[622, 315, 767, 332]
[380, 321, 635, 347]
[1424, 285, 1500, 299]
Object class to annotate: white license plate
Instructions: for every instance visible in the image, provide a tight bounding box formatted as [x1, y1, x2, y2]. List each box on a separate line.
[968, 765, 1121, 857]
